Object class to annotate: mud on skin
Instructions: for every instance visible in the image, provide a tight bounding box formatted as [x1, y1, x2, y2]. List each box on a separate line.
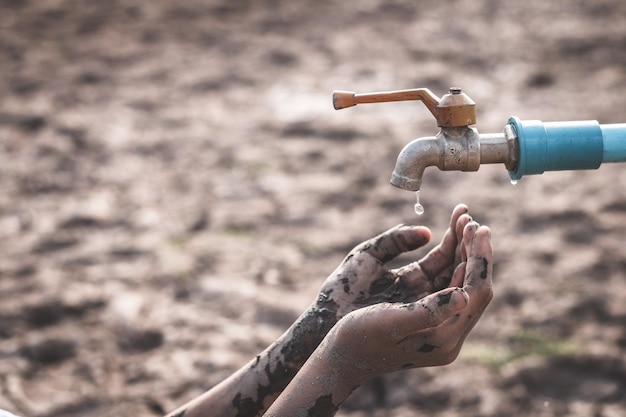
[232, 357, 295, 416]
[307, 395, 339, 417]
[436, 291, 453, 306]
[231, 299, 339, 417]
[367, 231, 426, 264]
[480, 258, 489, 279]
[363, 274, 423, 306]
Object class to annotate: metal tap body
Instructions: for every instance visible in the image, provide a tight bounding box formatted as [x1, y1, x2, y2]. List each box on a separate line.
[390, 126, 517, 191]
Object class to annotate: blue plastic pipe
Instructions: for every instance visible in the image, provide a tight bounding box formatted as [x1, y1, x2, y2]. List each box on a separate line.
[507, 116, 626, 181]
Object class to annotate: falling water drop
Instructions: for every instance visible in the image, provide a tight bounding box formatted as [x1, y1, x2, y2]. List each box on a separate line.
[414, 191, 424, 215]
[510, 179, 518, 185]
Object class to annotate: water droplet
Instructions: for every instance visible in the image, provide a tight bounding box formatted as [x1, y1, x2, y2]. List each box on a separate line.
[510, 179, 518, 185]
[414, 191, 424, 215]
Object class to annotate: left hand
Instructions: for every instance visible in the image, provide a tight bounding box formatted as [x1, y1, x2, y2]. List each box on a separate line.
[314, 204, 473, 320]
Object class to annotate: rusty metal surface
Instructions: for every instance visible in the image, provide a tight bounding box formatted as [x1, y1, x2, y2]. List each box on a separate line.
[333, 87, 476, 128]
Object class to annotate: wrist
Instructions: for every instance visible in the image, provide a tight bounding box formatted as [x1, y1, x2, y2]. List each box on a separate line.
[320, 323, 371, 389]
[278, 303, 339, 367]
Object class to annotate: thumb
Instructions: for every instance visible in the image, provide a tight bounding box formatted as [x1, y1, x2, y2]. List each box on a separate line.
[359, 225, 432, 264]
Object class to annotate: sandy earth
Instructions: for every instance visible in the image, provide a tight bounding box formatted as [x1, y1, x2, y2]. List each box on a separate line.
[0, 1, 625, 416]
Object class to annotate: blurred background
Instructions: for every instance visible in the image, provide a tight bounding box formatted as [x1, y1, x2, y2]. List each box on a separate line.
[0, 1, 625, 416]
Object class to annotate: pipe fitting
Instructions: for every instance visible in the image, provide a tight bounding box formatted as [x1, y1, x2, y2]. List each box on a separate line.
[506, 117, 626, 180]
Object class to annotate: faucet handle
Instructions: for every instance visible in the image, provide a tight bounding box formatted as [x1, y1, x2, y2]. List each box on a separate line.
[332, 87, 476, 128]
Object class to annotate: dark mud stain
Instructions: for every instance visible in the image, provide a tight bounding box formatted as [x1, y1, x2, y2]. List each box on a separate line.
[232, 392, 257, 417]
[366, 273, 421, 305]
[280, 305, 337, 363]
[232, 359, 295, 417]
[480, 258, 488, 279]
[418, 343, 437, 353]
[436, 291, 452, 306]
[335, 276, 351, 294]
[307, 394, 338, 417]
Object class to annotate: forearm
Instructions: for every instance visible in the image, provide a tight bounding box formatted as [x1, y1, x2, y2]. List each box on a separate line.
[166, 304, 338, 417]
[262, 337, 359, 417]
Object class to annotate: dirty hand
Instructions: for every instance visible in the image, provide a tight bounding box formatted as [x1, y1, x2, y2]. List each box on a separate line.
[325, 221, 493, 384]
[313, 204, 473, 322]
[262, 221, 493, 417]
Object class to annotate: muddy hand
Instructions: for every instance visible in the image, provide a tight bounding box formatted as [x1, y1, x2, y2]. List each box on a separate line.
[262, 221, 493, 417]
[315, 204, 472, 320]
[324, 220, 493, 384]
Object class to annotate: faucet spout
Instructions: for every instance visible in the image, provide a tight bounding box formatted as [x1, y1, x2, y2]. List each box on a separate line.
[389, 136, 440, 192]
[390, 126, 483, 192]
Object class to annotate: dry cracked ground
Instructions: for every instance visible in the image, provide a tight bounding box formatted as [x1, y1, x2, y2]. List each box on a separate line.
[0, 1, 625, 416]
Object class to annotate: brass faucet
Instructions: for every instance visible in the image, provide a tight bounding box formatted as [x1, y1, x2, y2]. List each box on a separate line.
[332, 87, 518, 192]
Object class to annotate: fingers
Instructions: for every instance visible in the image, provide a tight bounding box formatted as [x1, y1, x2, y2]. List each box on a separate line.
[453, 223, 493, 341]
[396, 205, 470, 286]
[355, 224, 432, 264]
[419, 205, 470, 275]
[393, 221, 492, 341]
[456, 214, 472, 262]
[449, 262, 466, 288]
[463, 222, 493, 289]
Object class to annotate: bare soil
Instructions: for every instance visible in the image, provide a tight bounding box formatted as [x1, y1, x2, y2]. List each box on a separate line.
[0, 1, 625, 416]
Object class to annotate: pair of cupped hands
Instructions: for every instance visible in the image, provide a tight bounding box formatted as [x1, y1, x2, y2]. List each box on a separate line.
[165, 204, 494, 417]
[307, 203, 493, 383]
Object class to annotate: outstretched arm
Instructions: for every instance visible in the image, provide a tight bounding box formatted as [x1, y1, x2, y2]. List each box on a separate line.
[165, 205, 472, 417]
[263, 222, 493, 417]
